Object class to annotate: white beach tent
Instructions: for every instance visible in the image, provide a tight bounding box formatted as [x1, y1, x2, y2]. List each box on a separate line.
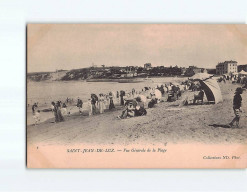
[239, 70, 247, 75]
[191, 73, 223, 104]
[154, 89, 162, 99]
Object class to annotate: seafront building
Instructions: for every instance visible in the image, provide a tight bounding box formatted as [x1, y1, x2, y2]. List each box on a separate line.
[216, 60, 238, 75]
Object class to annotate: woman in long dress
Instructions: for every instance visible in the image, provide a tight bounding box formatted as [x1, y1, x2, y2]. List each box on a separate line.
[109, 94, 115, 110]
[51, 102, 59, 122]
[98, 94, 105, 114]
[56, 101, 64, 122]
[61, 103, 68, 116]
[87, 98, 93, 116]
[91, 94, 97, 115]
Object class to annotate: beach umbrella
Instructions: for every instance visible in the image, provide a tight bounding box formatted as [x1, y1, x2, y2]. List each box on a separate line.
[239, 70, 247, 75]
[191, 73, 222, 104]
[154, 89, 162, 99]
[191, 73, 214, 81]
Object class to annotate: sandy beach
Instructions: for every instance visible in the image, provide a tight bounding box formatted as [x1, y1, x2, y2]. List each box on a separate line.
[27, 81, 247, 147]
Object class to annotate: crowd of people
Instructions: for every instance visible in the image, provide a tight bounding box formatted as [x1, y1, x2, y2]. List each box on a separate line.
[30, 81, 195, 125]
[219, 74, 247, 87]
[30, 75, 245, 128]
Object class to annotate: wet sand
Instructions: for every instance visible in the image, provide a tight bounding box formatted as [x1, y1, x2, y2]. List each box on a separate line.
[27, 82, 247, 146]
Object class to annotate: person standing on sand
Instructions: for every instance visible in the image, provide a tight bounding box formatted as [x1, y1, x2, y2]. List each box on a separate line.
[77, 98, 83, 114]
[120, 90, 125, 106]
[98, 94, 105, 114]
[132, 88, 135, 97]
[61, 103, 68, 116]
[229, 87, 243, 127]
[56, 101, 64, 122]
[33, 110, 41, 125]
[91, 94, 97, 115]
[109, 95, 115, 110]
[32, 103, 38, 114]
[87, 98, 93, 116]
[51, 102, 59, 123]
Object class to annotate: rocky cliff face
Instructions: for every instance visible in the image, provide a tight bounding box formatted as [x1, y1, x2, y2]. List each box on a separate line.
[27, 70, 68, 82]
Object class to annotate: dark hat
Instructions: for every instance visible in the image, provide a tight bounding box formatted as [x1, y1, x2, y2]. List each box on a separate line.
[235, 87, 243, 93]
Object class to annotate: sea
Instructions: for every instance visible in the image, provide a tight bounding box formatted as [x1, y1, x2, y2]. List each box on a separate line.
[27, 77, 187, 125]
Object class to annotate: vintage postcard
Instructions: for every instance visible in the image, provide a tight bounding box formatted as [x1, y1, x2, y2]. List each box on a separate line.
[27, 24, 247, 168]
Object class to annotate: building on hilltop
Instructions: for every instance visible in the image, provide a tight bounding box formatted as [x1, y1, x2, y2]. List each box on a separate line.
[144, 63, 152, 70]
[216, 60, 237, 75]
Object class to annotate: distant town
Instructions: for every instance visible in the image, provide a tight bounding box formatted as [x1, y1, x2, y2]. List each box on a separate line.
[27, 61, 247, 82]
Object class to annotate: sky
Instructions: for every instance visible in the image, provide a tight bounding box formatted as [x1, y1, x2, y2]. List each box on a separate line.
[27, 24, 247, 73]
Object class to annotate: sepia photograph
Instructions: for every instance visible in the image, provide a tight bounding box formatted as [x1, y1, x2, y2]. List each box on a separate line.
[26, 24, 247, 168]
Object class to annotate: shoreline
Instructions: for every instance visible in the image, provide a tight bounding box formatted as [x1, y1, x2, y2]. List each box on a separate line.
[27, 75, 190, 83]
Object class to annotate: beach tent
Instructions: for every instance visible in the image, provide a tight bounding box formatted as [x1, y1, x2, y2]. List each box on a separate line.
[191, 73, 213, 80]
[154, 89, 162, 99]
[191, 73, 223, 104]
[239, 70, 247, 75]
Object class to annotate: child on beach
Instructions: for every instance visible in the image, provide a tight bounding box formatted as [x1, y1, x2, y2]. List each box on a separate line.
[33, 110, 41, 125]
[229, 87, 243, 127]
